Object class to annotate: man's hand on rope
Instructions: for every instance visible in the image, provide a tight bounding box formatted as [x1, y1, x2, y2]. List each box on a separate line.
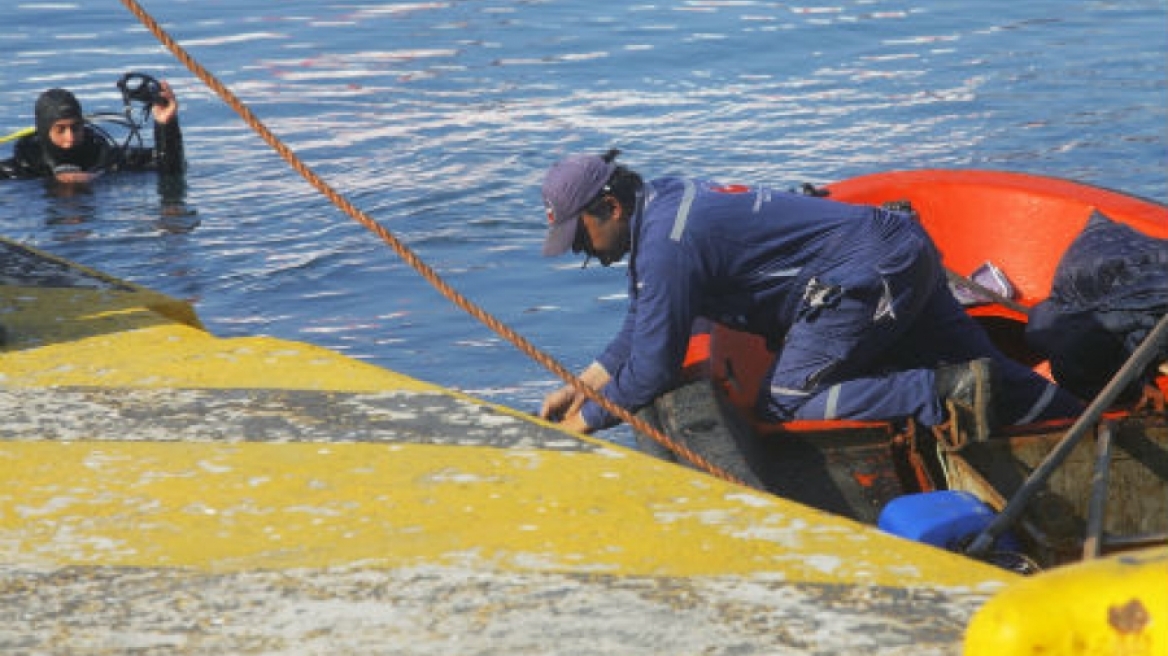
[539, 385, 582, 422]
[539, 362, 611, 433]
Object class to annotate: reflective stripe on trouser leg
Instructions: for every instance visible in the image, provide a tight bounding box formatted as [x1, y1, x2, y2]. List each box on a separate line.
[768, 370, 943, 425]
[823, 384, 842, 420]
[768, 384, 838, 421]
[1010, 382, 1057, 425]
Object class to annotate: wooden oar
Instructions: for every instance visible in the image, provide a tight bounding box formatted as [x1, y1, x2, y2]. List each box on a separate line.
[965, 310, 1168, 558]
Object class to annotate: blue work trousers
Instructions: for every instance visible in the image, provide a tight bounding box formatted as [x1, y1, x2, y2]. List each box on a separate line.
[760, 228, 1082, 427]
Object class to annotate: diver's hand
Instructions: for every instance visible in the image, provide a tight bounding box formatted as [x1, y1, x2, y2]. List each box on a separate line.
[53, 165, 100, 185]
[151, 80, 179, 125]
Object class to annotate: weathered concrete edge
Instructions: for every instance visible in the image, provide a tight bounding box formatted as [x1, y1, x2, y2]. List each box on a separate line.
[0, 236, 1014, 654]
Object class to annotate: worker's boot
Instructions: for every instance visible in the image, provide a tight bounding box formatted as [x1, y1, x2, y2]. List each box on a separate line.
[934, 358, 998, 444]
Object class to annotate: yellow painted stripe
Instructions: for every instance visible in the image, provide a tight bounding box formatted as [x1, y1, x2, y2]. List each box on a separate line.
[0, 249, 1014, 603]
[1, 440, 1010, 590]
[0, 322, 439, 393]
[0, 282, 553, 428]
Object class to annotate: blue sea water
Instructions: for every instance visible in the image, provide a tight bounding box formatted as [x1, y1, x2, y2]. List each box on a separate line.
[1, 0, 1165, 444]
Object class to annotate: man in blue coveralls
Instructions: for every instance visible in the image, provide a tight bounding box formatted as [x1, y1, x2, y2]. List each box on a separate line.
[537, 149, 1084, 442]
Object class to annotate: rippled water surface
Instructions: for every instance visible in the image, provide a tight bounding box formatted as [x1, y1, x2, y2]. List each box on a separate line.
[2, 0, 1165, 441]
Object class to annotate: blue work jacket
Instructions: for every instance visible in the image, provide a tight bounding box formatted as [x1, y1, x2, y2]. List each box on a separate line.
[582, 176, 899, 429]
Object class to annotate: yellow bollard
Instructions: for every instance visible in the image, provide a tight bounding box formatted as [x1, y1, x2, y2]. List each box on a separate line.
[965, 547, 1168, 655]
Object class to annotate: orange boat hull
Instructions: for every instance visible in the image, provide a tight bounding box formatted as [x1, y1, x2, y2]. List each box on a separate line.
[826, 169, 1168, 306]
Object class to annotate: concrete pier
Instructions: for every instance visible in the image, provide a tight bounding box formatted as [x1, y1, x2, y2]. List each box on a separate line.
[0, 238, 1012, 654]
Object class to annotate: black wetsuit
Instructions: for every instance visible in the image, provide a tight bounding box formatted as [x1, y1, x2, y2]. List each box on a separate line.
[1, 119, 183, 179]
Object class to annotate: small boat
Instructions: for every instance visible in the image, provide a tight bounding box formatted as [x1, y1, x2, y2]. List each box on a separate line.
[635, 169, 1168, 571]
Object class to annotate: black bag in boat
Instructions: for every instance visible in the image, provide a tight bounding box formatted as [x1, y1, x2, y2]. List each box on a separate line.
[1026, 210, 1168, 401]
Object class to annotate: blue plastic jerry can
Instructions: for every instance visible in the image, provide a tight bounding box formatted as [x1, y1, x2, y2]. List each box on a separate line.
[877, 490, 1020, 552]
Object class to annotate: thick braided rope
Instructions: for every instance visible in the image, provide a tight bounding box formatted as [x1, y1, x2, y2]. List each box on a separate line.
[118, 0, 744, 486]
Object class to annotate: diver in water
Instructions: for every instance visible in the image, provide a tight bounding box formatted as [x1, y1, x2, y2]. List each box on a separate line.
[1, 73, 195, 233]
[0, 73, 185, 182]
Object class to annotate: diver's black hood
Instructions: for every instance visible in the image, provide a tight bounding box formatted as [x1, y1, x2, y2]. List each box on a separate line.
[35, 88, 84, 139]
[34, 88, 88, 168]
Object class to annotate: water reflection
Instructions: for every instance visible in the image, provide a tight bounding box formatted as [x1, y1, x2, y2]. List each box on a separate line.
[37, 171, 198, 238]
[0, 0, 1164, 436]
[156, 173, 199, 234]
[43, 180, 98, 241]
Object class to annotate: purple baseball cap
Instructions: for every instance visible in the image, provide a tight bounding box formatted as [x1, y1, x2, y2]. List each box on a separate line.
[540, 153, 616, 256]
